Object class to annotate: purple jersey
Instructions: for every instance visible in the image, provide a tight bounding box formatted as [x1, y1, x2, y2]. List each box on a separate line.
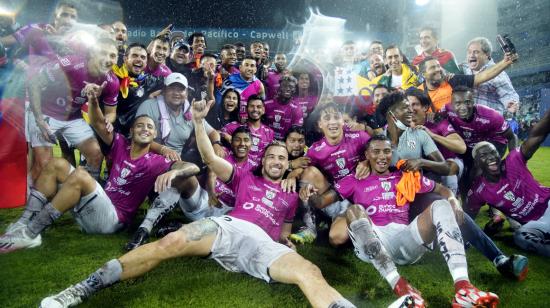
[264, 98, 304, 140]
[104, 134, 173, 224]
[222, 121, 275, 163]
[306, 129, 371, 182]
[467, 149, 550, 224]
[13, 23, 56, 59]
[335, 171, 435, 226]
[265, 70, 283, 100]
[424, 118, 458, 159]
[215, 154, 258, 206]
[37, 55, 119, 120]
[293, 95, 318, 119]
[228, 167, 299, 241]
[445, 104, 509, 148]
[144, 63, 172, 78]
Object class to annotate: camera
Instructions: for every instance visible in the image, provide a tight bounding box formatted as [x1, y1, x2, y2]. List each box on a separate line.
[497, 34, 516, 54]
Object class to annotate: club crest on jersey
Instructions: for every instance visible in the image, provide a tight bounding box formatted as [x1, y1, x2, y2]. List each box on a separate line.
[266, 190, 276, 200]
[381, 181, 391, 192]
[136, 87, 145, 97]
[463, 131, 472, 139]
[336, 157, 346, 169]
[504, 191, 516, 202]
[59, 57, 71, 67]
[121, 167, 131, 178]
[252, 137, 260, 145]
[274, 114, 281, 122]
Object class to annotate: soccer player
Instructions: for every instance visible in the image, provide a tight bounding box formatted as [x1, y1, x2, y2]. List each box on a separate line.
[467, 107, 550, 257]
[293, 71, 319, 120]
[297, 103, 371, 247]
[407, 87, 466, 194]
[305, 134, 500, 307]
[265, 53, 288, 100]
[113, 43, 166, 138]
[27, 38, 120, 180]
[220, 57, 265, 120]
[0, 79, 197, 253]
[221, 95, 274, 163]
[145, 36, 172, 78]
[264, 76, 304, 140]
[37, 99, 363, 308]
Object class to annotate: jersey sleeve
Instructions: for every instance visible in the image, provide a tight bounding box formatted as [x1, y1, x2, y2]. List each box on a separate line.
[449, 74, 475, 89]
[292, 104, 304, 126]
[334, 175, 356, 200]
[221, 121, 239, 135]
[226, 163, 244, 192]
[419, 129, 439, 156]
[101, 72, 120, 107]
[418, 175, 436, 194]
[466, 182, 486, 216]
[490, 111, 509, 135]
[284, 196, 299, 222]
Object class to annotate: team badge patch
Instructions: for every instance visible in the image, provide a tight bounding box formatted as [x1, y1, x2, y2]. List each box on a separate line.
[274, 114, 281, 122]
[266, 190, 276, 200]
[381, 181, 391, 192]
[504, 191, 516, 202]
[336, 157, 346, 169]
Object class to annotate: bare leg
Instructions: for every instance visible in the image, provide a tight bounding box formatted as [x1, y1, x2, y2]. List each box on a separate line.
[77, 137, 104, 179]
[329, 216, 349, 247]
[269, 252, 354, 308]
[30, 146, 53, 182]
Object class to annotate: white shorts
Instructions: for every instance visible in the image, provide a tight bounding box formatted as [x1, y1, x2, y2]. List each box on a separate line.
[179, 187, 232, 221]
[208, 216, 294, 283]
[321, 199, 351, 219]
[349, 217, 427, 265]
[71, 181, 123, 234]
[29, 115, 95, 147]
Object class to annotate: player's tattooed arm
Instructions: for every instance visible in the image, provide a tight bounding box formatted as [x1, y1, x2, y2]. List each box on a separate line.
[308, 187, 340, 209]
[181, 219, 219, 242]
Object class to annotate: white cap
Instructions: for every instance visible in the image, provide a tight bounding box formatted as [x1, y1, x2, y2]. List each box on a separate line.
[164, 72, 188, 88]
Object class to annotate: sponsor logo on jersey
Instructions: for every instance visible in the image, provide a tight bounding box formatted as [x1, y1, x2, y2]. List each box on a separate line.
[314, 142, 326, 151]
[474, 117, 490, 125]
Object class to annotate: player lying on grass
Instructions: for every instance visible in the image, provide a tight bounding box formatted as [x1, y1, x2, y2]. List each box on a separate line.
[38, 99, 414, 308]
[302, 134, 500, 307]
[0, 81, 199, 253]
[467, 107, 550, 257]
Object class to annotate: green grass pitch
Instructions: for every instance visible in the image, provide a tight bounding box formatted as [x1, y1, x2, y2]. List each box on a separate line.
[1, 148, 550, 307]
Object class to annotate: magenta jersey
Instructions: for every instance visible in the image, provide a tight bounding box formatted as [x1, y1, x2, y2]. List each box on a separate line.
[306, 129, 371, 182]
[104, 134, 173, 224]
[424, 118, 458, 159]
[215, 154, 258, 206]
[264, 98, 304, 140]
[293, 95, 319, 119]
[265, 70, 282, 100]
[37, 55, 119, 120]
[144, 63, 172, 77]
[227, 167, 299, 241]
[335, 171, 435, 226]
[13, 23, 56, 59]
[222, 121, 275, 163]
[467, 149, 550, 224]
[445, 104, 509, 148]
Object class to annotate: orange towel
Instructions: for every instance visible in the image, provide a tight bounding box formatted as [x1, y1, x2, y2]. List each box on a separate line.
[395, 160, 421, 206]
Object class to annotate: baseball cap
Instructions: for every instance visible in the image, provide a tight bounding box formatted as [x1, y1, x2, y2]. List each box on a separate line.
[164, 73, 188, 88]
[173, 40, 190, 52]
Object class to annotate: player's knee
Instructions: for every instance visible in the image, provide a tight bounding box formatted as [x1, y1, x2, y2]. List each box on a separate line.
[296, 259, 323, 282]
[345, 204, 366, 224]
[157, 230, 186, 254]
[329, 228, 348, 247]
[301, 166, 322, 183]
[175, 176, 199, 198]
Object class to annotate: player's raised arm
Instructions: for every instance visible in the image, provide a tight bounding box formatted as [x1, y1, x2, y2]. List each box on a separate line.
[521, 108, 550, 161]
[87, 81, 114, 146]
[192, 99, 234, 182]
